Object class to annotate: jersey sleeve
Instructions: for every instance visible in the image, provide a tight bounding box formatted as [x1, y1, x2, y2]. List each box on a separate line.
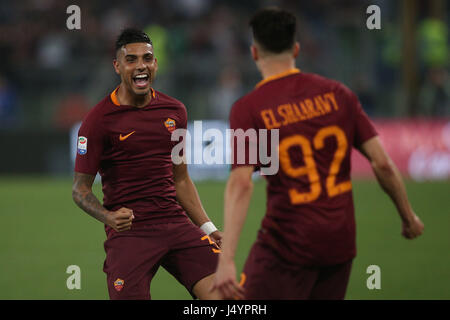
[347, 89, 378, 147]
[170, 103, 188, 160]
[178, 103, 188, 130]
[229, 99, 260, 170]
[74, 113, 105, 176]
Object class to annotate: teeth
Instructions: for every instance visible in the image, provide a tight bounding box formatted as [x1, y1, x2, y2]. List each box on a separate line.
[135, 74, 148, 79]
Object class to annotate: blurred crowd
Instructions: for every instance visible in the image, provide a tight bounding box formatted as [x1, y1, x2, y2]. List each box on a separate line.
[0, 0, 448, 131]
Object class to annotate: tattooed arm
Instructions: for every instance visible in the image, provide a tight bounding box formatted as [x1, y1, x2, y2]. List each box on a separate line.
[72, 172, 134, 231]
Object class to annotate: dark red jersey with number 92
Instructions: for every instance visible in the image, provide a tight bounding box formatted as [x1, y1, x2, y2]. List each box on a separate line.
[230, 69, 377, 266]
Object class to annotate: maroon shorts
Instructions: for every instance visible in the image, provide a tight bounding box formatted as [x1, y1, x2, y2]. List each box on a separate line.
[241, 241, 352, 300]
[103, 220, 219, 300]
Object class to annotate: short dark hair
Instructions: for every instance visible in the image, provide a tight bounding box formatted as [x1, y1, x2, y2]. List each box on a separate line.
[249, 7, 297, 53]
[115, 28, 152, 53]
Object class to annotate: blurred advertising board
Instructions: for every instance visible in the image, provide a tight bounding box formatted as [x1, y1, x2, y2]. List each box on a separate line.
[352, 119, 450, 180]
[71, 119, 450, 181]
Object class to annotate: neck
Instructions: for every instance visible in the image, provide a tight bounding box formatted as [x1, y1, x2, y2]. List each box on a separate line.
[257, 55, 297, 80]
[117, 85, 151, 108]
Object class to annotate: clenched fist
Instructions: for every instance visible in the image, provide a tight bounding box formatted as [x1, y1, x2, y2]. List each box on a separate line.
[402, 213, 424, 239]
[106, 207, 134, 232]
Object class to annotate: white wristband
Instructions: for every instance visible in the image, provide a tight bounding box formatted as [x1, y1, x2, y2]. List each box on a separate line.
[200, 221, 218, 235]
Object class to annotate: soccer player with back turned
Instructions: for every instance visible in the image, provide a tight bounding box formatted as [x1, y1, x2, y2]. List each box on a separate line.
[72, 28, 222, 300]
[212, 8, 424, 300]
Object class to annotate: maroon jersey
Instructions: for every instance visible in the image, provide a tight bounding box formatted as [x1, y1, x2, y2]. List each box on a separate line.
[75, 87, 188, 225]
[230, 69, 377, 266]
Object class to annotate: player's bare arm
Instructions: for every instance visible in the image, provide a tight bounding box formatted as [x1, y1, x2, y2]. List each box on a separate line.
[172, 163, 222, 245]
[72, 172, 134, 232]
[212, 165, 254, 299]
[359, 137, 424, 239]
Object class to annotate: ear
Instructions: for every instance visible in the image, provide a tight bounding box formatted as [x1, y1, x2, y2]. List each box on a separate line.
[154, 58, 159, 73]
[250, 45, 258, 61]
[293, 42, 300, 58]
[113, 59, 120, 75]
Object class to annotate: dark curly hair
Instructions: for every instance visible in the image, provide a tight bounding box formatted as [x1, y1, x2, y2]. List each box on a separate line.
[115, 28, 152, 53]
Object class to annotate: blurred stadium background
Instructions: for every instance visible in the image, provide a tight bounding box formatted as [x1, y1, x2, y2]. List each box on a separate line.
[0, 0, 449, 300]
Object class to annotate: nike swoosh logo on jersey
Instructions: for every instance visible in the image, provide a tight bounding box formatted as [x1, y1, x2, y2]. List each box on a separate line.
[119, 131, 135, 141]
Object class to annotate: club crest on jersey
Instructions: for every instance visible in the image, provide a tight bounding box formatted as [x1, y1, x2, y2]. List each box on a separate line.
[164, 118, 176, 133]
[114, 278, 124, 292]
[77, 136, 87, 155]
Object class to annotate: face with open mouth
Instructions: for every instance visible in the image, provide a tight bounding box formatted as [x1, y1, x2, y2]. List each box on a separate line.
[133, 73, 150, 89]
[114, 42, 157, 98]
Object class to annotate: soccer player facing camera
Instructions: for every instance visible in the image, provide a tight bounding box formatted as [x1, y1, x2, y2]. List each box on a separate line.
[72, 28, 222, 300]
[213, 8, 424, 299]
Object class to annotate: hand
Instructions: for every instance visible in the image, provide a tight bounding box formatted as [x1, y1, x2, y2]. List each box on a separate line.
[210, 230, 223, 248]
[402, 213, 424, 239]
[211, 257, 245, 300]
[106, 207, 134, 232]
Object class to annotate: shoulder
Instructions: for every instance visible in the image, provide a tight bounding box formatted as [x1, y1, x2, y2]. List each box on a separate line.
[155, 90, 186, 115]
[154, 90, 186, 109]
[80, 94, 112, 129]
[230, 89, 258, 116]
[154, 90, 187, 125]
[303, 72, 353, 94]
[312, 73, 356, 96]
[229, 92, 259, 129]
[302, 73, 359, 108]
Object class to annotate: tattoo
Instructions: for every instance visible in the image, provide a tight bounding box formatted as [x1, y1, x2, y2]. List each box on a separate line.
[72, 172, 109, 224]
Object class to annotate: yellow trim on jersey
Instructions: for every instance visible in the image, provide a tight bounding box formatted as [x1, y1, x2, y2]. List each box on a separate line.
[110, 87, 156, 106]
[239, 273, 247, 286]
[110, 87, 120, 106]
[255, 68, 301, 89]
